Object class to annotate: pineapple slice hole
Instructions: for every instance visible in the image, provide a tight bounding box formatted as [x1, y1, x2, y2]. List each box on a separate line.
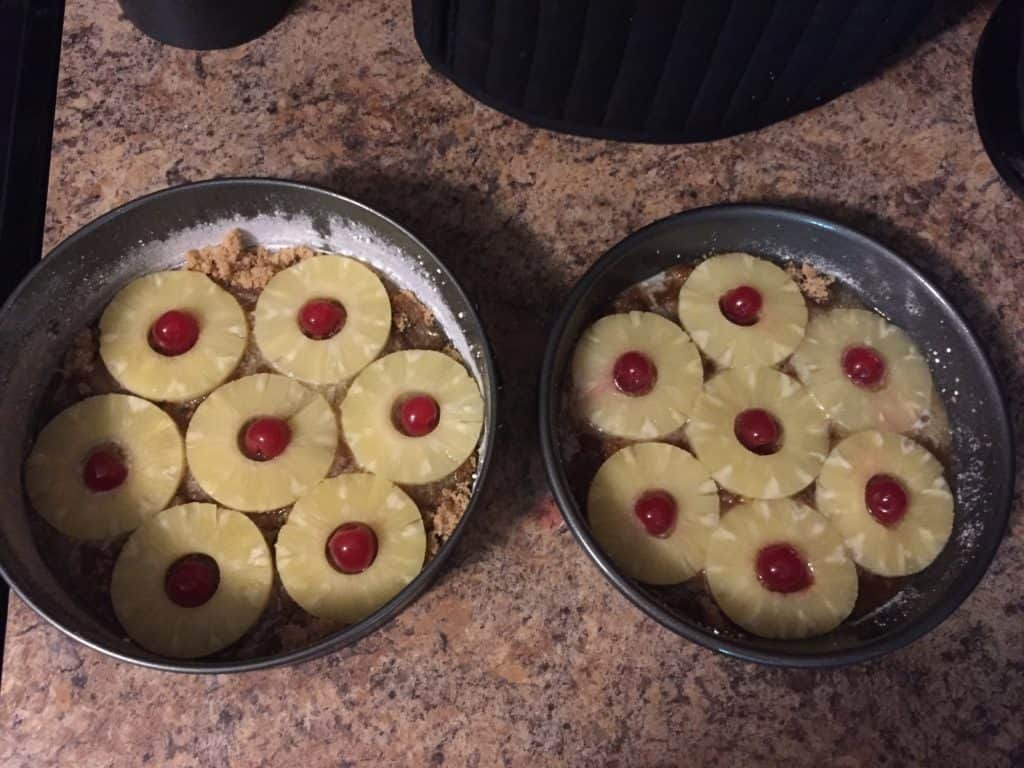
[297, 298, 347, 340]
[81, 444, 129, 492]
[733, 407, 783, 456]
[238, 416, 293, 461]
[718, 284, 763, 326]
[164, 553, 221, 608]
[392, 393, 441, 437]
[148, 309, 200, 357]
[841, 344, 887, 389]
[325, 522, 379, 574]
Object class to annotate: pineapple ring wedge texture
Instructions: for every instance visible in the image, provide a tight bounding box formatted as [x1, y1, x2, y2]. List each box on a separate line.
[686, 367, 829, 499]
[588, 442, 720, 585]
[25, 394, 184, 540]
[341, 350, 484, 485]
[186, 374, 337, 511]
[571, 311, 703, 439]
[254, 254, 392, 385]
[677, 252, 808, 369]
[99, 270, 248, 402]
[111, 503, 273, 659]
[816, 431, 954, 577]
[790, 309, 935, 434]
[276, 473, 426, 624]
[705, 499, 858, 639]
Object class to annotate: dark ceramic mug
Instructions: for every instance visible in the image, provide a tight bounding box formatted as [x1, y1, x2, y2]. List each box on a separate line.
[118, 0, 291, 50]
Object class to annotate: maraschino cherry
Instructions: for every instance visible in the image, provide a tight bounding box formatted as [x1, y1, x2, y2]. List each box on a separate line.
[165, 554, 220, 608]
[865, 474, 909, 526]
[719, 286, 763, 326]
[242, 417, 292, 461]
[842, 345, 886, 388]
[613, 351, 656, 396]
[734, 408, 781, 455]
[396, 394, 440, 437]
[82, 448, 127, 492]
[298, 299, 346, 340]
[327, 523, 378, 574]
[149, 310, 200, 356]
[633, 490, 677, 538]
[755, 543, 813, 593]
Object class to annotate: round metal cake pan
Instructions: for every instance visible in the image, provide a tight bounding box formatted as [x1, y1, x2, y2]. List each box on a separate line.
[539, 203, 1014, 667]
[0, 178, 498, 673]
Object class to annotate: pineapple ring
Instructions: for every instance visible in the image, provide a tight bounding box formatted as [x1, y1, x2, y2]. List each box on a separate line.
[706, 499, 858, 639]
[686, 367, 828, 499]
[588, 442, 720, 585]
[276, 473, 426, 624]
[111, 503, 273, 658]
[253, 255, 392, 385]
[25, 394, 184, 540]
[790, 309, 935, 434]
[186, 374, 337, 511]
[99, 270, 248, 402]
[816, 431, 954, 576]
[341, 350, 484, 485]
[677, 252, 807, 368]
[571, 311, 703, 439]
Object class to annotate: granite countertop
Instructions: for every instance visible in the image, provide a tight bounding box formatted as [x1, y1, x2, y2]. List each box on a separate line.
[2, 1, 1023, 765]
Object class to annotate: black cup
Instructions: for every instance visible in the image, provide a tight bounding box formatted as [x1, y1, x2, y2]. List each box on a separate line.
[118, 0, 291, 50]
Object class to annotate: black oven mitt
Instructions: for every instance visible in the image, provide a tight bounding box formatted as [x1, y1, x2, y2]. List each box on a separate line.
[414, 0, 937, 143]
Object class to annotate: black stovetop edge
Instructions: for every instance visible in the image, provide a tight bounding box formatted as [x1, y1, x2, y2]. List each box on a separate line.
[0, 0, 66, 681]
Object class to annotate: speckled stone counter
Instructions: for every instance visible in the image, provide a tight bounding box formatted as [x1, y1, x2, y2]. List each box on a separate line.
[2, 1, 1023, 765]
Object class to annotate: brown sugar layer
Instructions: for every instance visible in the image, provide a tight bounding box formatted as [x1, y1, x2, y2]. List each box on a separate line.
[786, 262, 836, 304]
[28, 230, 480, 660]
[184, 228, 316, 293]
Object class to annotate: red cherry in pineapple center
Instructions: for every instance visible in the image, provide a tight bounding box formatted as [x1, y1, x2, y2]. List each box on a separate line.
[327, 523, 378, 574]
[865, 474, 909, 526]
[734, 408, 781, 455]
[755, 543, 813, 593]
[149, 310, 200, 356]
[633, 490, 677, 538]
[719, 285, 763, 326]
[842, 345, 886, 388]
[164, 554, 220, 608]
[613, 351, 656, 396]
[242, 417, 292, 461]
[82, 448, 127, 492]
[395, 394, 440, 437]
[298, 298, 347, 340]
